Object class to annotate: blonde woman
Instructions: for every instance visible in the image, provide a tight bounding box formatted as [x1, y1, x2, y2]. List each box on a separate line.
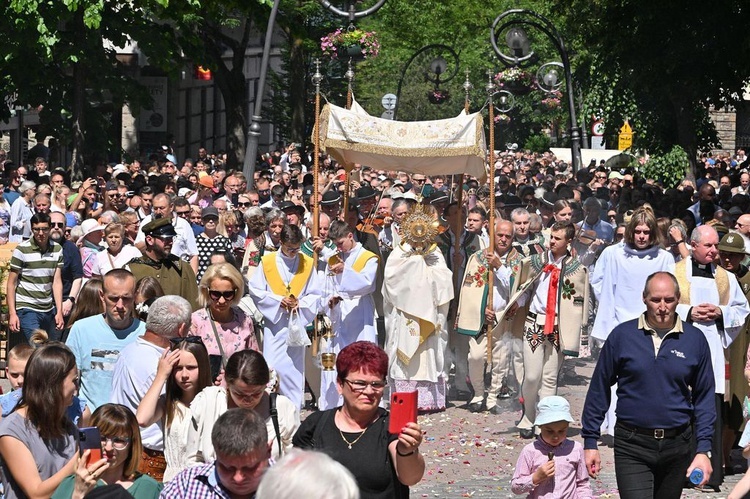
[189, 263, 259, 374]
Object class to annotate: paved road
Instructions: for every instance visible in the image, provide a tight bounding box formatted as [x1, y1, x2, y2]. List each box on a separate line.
[407, 358, 744, 498]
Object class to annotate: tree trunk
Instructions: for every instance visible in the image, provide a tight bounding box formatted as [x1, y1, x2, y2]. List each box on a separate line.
[671, 94, 698, 181]
[69, 12, 87, 181]
[214, 68, 247, 172]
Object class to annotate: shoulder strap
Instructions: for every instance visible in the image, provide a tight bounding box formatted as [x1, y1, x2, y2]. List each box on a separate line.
[269, 393, 282, 458]
[207, 308, 228, 369]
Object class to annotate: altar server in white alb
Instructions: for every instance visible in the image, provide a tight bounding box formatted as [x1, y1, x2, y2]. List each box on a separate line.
[318, 220, 379, 410]
[248, 224, 323, 409]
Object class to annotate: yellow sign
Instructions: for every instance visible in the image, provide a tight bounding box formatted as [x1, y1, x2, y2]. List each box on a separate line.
[618, 120, 633, 151]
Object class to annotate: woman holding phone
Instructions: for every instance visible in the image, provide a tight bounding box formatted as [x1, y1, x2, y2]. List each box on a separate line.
[53, 403, 162, 498]
[190, 263, 259, 378]
[293, 341, 425, 499]
[136, 338, 212, 482]
[0, 342, 79, 499]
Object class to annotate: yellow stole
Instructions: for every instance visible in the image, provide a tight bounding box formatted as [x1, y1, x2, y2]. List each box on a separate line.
[261, 252, 314, 297]
[328, 249, 378, 273]
[674, 259, 730, 306]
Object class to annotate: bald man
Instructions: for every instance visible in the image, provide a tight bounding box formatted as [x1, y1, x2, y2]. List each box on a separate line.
[456, 220, 519, 413]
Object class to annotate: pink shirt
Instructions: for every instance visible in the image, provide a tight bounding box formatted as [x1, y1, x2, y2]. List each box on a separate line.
[190, 307, 259, 360]
[511, 438, 592, 498]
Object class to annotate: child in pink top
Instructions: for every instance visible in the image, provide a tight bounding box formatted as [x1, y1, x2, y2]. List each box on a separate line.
[511, 396, 592, 498]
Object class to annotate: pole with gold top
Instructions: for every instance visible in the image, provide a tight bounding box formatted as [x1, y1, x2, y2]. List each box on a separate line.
[485, 70, 496, 364]
[343, 60, 355, 218]
[311, 59, 323, 248]
[310, 59, 324, 358]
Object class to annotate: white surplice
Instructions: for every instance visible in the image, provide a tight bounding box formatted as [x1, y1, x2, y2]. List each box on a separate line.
[676, 258, 750, 394]
[248, 251, 323, 409]
[590, 242, 675, 343]
[319, 243, 379, 410]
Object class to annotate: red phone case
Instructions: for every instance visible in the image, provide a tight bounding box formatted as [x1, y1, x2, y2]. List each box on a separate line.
[389, 391, 418, 434]
[79, 427, 103, 466]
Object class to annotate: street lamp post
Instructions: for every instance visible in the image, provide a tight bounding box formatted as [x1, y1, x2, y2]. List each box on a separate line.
[490, 9, 582, 173]
[393, 44, 459, 121]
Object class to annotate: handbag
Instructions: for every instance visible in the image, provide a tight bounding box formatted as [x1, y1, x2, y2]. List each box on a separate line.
[286, 308, 311, 347]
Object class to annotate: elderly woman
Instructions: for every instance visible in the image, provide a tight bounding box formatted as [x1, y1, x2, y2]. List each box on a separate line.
[190, 262, 259, 370]
[78, 219, 105, 281]
[9, 180, 36, 242]
[293, 342, 425, 498]
[196, 207, 233, 282]
[91, 223, 142, 278]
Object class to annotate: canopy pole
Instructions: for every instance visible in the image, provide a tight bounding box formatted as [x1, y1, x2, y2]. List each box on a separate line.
[312, 60, 323, 253]
[486, 71, 496, 365]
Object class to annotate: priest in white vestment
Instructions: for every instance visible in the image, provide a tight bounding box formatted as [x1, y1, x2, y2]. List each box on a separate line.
[248, 225, 323, 409]
[318, 221, 379, 410]
[384, 231, 454, 411]
[674, 226, 750, 489]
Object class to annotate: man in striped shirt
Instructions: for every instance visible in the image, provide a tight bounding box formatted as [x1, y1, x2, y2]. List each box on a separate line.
[6, 212, 64, 342]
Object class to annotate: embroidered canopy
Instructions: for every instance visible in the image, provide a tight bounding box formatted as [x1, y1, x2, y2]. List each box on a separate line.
[316, 98, 487, 180]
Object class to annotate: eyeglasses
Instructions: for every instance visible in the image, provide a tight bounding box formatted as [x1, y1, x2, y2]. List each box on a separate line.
[169, 335, 204, 348]
[31, 226, 50, 232]
[609, 189, 621, 194]
[412, 178, 426, 183]
[237, 202, 252, 208]
[176, 210, 190, 217]
[50, 222, 65, 228]
[595, 174, 607, 179]
[101, 435, 131, 450]
[344, 379, 387, 392]
[209, 289, 236, 301]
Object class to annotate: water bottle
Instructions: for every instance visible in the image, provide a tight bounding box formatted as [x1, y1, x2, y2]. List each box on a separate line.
[689, 468, 704, 485]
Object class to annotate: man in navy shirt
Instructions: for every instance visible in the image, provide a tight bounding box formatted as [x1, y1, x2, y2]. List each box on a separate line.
[582, 271, 715, 498]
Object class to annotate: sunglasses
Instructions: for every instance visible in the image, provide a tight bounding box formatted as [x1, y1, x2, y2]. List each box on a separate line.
[237, 202, 252, 208]
[209, 289, 236, 301]
[51, 222, 65, 228]
[169, 335, 204, 348]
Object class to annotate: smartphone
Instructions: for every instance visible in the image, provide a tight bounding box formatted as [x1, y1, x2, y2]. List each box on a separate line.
[79, 427, 103, 466]
[208, 354, 223, 382]
[389, 391, 418, 434]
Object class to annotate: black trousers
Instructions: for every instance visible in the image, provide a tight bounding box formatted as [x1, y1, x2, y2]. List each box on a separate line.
[614, 423, 693, 499]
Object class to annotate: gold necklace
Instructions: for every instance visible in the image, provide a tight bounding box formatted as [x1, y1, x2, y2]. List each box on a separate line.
[339, 426, 368, 450]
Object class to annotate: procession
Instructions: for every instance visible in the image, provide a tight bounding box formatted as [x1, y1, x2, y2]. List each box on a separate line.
[2, 0, 750, 498]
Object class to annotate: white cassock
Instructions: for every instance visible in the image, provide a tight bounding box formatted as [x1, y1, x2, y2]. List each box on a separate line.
[248, 251, 323, 409]
[319, 242, 379, 410]
[675, 258, 750, 393]
[383, 244, 454, 411]
[590, 242, 675, 343]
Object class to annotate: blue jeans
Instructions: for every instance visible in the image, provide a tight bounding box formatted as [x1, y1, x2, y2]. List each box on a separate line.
[17, 308, 57, 343]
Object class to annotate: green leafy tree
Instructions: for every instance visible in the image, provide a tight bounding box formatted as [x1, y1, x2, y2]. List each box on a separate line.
[559, 0, 750, 175]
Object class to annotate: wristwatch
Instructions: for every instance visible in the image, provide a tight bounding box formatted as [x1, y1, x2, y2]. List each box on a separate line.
[698, 451, 712, 459]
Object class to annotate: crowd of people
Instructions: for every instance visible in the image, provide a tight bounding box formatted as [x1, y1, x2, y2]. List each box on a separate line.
[1, 142, 750, 497]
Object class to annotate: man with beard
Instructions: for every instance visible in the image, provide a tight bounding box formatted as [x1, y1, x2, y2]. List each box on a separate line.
[49, 211, 83, 338]
[128, 217, 199, 310]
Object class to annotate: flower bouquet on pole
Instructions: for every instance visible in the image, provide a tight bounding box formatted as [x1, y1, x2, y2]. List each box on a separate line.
[321, 28, 380, 61]
[494, 67, 533, 95]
